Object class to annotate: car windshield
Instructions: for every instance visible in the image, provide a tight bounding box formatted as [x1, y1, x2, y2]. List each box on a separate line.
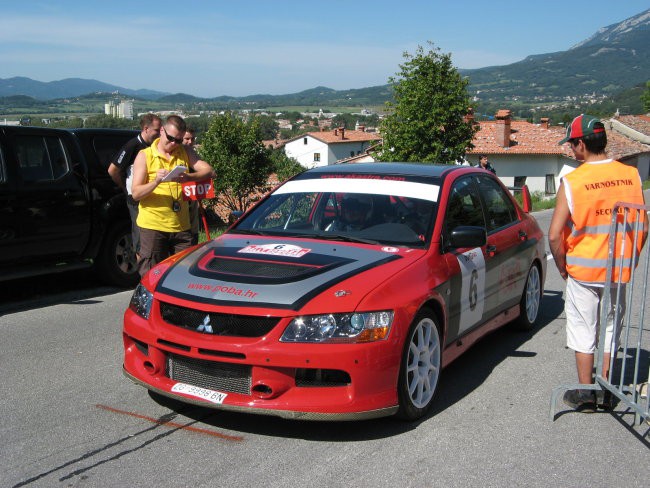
[230, 176, 439, 247]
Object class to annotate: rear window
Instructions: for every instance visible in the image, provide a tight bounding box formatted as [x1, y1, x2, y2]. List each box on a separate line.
[92, 135, 133, 169]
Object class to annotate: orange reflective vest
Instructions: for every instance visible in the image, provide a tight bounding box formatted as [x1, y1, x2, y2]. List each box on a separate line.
[563, 159, 646, 284]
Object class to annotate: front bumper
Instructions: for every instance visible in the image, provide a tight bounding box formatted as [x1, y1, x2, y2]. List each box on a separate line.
[123, 306, 404, 421]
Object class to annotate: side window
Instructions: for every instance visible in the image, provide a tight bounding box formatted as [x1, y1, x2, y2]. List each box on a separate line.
[476, 175, 517, 232]
[45, 136, 69, 179]
[15, 136, 50, 182]
[15, 135, 69, 182]
[445, 177, 484, 233]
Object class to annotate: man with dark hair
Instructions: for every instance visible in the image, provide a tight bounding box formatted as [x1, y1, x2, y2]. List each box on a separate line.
[183, 126, 196, 146]
[549, 114, 647, 412]
[131, 115, 214, 276]
[108, 113, 162, 260]
[476, 154, 496, 174]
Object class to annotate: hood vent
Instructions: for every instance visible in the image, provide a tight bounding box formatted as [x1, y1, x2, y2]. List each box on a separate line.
[206, 256, 317, 279]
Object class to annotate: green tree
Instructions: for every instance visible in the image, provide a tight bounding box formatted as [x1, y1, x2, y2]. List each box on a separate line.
[83, 114, 138, 129]
[270, 149, 303, 183]
[254, 114, 280, 140]
[642, 80, 650, 113]
[378, 43, 477, 164]
[48, 117, 85, 128]
[198, 113, 274, 213]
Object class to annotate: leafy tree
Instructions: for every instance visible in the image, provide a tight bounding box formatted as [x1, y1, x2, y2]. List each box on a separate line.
[254, 114, 280, 140]
[642, 80, 650, 113]
[48, 117, 85, 128]
[378, 43, 478, 164]
[83, 114, 137, 129]
[330, 113, 380, 129]
[270, 149, 303, 183]
[184, 114, 213, 144]
[198, 113, 274, 213]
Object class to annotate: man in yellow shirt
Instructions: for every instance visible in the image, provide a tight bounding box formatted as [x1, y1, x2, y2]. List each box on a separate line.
[131, 115, 214, 276]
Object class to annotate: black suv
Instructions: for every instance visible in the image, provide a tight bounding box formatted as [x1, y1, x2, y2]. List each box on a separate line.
[0, 126, 139, 287]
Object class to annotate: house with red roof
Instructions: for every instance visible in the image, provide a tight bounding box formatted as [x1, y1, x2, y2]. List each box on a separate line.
[466, 110, 579, 195]
[467, 110, 650, 195]
[284, 127, 379, 169]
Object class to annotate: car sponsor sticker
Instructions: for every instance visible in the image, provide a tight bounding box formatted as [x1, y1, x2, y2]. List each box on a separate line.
[171, 383, 228, 404]
[238, 243, 311, 258]
[457, 247, 486, 334]
[381, 246, 399, 253]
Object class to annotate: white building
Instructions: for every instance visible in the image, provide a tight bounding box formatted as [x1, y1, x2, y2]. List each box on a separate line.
[105, 99, 134, 119]
[284, 127, 380, 169]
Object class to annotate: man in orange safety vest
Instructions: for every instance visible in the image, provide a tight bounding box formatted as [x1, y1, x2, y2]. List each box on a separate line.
[549, 114, 647, 412]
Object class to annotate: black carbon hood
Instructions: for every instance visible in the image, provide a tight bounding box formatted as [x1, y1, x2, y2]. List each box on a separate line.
[156, 237, 401, 310]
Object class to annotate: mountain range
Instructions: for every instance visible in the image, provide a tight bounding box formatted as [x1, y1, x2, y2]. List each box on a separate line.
[1, 8, 648, 108]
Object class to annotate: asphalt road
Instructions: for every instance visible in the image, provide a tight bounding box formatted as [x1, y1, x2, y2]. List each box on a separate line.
[1, 209, 649, 488]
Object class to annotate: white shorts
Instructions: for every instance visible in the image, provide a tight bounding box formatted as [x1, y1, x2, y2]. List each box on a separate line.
[565, 276, 625, 354]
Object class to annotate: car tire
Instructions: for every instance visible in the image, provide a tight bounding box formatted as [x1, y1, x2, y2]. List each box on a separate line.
[397, 309, 442, 421]
[95, 220, 139, 288]
[514, 263, 541, 331]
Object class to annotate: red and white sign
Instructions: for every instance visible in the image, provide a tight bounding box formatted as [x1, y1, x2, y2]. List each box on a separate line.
[182, 179, 215, 201]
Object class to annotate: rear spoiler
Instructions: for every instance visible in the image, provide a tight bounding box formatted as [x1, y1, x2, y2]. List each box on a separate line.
[507, 185, 532, 213]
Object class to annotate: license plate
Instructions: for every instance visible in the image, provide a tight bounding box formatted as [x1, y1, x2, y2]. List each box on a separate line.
[171, 382, 228, 404]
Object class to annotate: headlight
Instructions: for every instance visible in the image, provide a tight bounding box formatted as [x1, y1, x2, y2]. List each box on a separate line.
[129, 283, 153, 319]
[280, 311, 393, 343]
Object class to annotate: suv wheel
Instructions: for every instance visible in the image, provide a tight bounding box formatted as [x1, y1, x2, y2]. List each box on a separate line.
[95, 221, 139, 287]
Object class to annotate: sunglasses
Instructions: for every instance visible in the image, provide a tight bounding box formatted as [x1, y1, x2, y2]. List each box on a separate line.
[163, 127, 183, 144]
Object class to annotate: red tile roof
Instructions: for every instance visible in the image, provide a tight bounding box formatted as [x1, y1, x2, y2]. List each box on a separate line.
[308, 128, 379, 144]
[468, 120, 571, 155]
[615, 115, 650, 136]
[606, 130, 650, 161]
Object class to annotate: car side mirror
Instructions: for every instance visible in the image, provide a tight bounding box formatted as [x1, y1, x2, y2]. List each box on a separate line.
[448, 226, 487, 248]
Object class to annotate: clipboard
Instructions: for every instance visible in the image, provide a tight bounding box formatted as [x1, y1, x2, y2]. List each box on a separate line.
[161, 165, 187, 182]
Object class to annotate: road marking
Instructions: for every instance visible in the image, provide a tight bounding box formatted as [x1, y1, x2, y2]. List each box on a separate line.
[96, 404, 243, 442]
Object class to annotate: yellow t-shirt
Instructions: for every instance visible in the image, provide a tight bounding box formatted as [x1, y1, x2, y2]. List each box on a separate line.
[136, 139, 191, 232]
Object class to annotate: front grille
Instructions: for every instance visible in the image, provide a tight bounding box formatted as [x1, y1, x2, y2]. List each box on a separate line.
[167, 353, 251, 395]
[160, 302, 279, 337]
[206, 256, 315, 279]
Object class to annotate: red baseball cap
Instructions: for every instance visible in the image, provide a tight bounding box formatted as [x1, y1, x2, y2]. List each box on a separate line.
[558, 114, 605, 145]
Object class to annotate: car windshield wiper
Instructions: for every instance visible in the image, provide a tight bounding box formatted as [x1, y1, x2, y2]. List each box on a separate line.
[313, 232, 381, 245]
[228, 228, 273, 236]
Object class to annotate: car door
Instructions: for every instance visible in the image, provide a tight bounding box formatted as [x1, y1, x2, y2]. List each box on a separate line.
[442, 175, 490, 341]
[475, 174, 529, 312]
[1, 129, 91, 264]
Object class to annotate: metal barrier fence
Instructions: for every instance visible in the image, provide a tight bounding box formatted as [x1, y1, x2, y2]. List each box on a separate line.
[550, 201, 650, 424]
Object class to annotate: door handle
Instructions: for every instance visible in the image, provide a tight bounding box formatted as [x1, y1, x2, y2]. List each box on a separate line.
[518, 230, 527, 241]
[487, 245, 497, 257]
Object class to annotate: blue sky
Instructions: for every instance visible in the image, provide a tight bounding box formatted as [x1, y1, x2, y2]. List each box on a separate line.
[1, 1, 648, 98]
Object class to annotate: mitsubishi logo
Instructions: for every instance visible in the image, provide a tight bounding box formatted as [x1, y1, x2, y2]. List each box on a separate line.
[197, 315, 213, 334]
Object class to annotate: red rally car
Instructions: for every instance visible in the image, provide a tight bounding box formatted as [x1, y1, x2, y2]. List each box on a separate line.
[123, 163, 546, 421]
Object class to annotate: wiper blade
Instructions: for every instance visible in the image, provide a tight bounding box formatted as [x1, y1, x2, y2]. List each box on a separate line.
[314, 232, 381, 245]
[228, 228, 272, 236]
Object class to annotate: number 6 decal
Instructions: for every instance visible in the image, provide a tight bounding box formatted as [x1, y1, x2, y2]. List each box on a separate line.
[457, 248, 485, 334]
